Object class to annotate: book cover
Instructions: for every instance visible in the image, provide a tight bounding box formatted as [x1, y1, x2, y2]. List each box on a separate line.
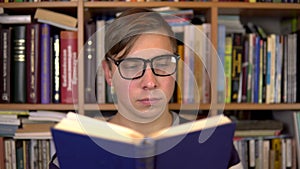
[0, 27, 11, 103]
[84, 20, 97, 103]
[26, 23, 41, 104]
[40, 23, 51, 104]
[52, 113, 236, 169]
[12, 25, 26, 103]
[34, 8, 77, 31]
[60, 31, 78, 104]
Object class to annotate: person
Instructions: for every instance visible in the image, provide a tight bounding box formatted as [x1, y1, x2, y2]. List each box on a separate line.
[49, 8, 241, 169]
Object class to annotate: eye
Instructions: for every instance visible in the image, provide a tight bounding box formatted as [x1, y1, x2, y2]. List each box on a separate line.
[120, 60, 143, 70]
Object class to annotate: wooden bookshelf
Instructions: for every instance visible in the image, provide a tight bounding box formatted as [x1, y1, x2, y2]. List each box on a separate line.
[1, 1, 300, 168]
[0, 1, 299, 114]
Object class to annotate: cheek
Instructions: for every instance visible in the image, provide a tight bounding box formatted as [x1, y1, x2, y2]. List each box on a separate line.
[160, 77, 176, 96]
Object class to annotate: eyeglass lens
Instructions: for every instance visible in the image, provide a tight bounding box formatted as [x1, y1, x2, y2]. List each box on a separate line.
[118, 55, 178, 79]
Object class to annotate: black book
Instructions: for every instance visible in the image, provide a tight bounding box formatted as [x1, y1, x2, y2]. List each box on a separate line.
[12, 25, 27, 103]
[84, 20, 97, 103]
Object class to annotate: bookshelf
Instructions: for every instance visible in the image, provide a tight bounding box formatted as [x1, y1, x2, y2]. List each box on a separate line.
[1, 2, 299, 114]
[1, 1, 300, 168]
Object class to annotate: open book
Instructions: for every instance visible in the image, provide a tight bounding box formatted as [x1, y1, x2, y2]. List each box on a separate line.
[51, 112, 236, 169]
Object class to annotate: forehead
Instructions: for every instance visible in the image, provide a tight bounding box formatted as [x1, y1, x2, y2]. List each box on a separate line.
[127, 34, 173, 58]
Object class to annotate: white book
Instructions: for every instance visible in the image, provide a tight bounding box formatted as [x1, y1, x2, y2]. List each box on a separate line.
[183, 24, 195, 104]
[201, 23, 211, 104]
[0, 15, 31, 24]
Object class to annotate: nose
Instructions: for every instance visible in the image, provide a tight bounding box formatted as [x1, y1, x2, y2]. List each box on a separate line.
[141, 67, 157, 90]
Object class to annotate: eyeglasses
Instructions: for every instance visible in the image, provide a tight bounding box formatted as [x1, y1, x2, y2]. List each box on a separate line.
[107, 54, 180, 80]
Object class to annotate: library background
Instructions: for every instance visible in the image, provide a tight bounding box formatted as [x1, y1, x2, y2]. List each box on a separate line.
[0, 0, 300, 168]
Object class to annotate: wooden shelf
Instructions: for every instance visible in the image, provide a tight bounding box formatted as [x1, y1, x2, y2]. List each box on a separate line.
[83, 103, 300, 111]
[0, 1, 300, 114]
[0, 104, 78, 110]
[84, 1, 214, 8]
[0, 2, 78, 8]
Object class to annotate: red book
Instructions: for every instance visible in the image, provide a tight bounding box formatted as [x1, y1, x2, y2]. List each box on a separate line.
[0, 137, 5, 169]
[26, 23, 41, 103]
[60, 31, 78, 104]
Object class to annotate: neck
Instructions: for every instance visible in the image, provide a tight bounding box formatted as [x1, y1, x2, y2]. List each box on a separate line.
[109, 111, 173, 136]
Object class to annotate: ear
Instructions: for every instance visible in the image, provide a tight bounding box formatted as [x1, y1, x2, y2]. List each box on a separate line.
[102, 60, 112, 86]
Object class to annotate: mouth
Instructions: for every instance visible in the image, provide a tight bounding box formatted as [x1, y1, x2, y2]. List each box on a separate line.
[137, 97, 162, 106]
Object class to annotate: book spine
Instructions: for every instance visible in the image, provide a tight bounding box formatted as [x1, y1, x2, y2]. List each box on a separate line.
[241, 36, 248, 103]
[40, 24, 51, 104]
[52, 34, 60, 103]
[26, 23, 41, 103]
[225, 35, 232, 103]
[60, 31, 78, 104]
[0, 28, 11, 103]
[96, 19, 106, 104]
[176, 44, 184, 104]
[217, 24, 226, 103]
[4, 139, 12, 169]
[231, 33, 243, 103]
[253, 36, 260, 103]
[84, 21, 97, 103]
[296, 31, 300, 103]
[12, 25, 26, 103]
[0, 137, 5, 169]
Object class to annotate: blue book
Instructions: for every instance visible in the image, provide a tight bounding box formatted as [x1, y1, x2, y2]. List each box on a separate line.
[40, 23, 51, 104]
[217, 24, 226, 103]
[253, 36, 261, 103]
[52, 113, 236, 169]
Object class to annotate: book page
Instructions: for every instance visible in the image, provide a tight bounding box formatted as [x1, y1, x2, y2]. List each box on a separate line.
[53, 113, 145, 145]
[149, 114, 231, 140]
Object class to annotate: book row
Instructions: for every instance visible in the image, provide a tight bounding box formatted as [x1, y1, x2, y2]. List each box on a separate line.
[0, 23, 78, 104]
[219, 30, 300, 104]
[0, 138, 55, 169]
[233, 136, 295, 169]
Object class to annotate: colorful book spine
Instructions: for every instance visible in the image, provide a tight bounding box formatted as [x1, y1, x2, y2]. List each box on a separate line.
[40, 23, 51, 104]
[217, 24, 226, 103]
[241, 36, 248, 103]
[52, 34, 61, 103]
[253, 35, 261, 103]
[60, 31, 78, 104]
[0, 28, 11, 103]
[224, 35, 232, 103]
[176, 44, 184, 104]
[231, 33, 243, 103]
[12, 25, 26, 103]
[26, 23, 41, 104]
